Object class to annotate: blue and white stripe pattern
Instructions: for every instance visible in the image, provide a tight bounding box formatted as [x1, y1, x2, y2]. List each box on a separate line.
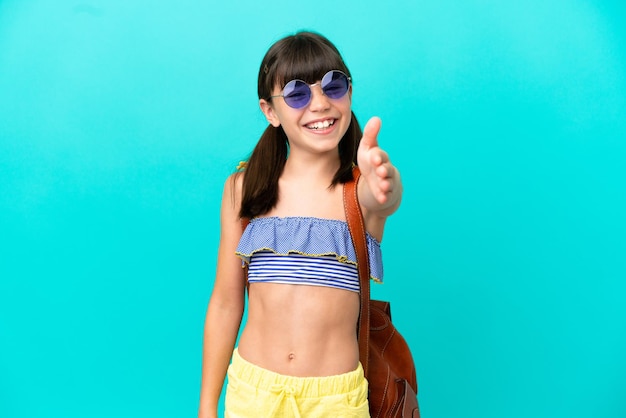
[246, 252, 361, 292]
[235, 216, 383, 293]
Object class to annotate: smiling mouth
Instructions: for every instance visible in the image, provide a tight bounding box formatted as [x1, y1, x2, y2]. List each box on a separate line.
[305, 119, 336, 130]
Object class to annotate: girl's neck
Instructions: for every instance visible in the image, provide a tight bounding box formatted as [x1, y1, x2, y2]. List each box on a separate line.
[282, 151, 340, 183]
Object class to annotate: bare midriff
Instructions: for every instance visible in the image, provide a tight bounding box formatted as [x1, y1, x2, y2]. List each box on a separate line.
[237, 282, 361, 377]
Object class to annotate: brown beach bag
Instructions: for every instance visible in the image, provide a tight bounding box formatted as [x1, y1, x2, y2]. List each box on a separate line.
[344, 167, 421, 418]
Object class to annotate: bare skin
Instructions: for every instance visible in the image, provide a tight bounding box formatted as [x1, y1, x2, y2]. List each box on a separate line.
[198, 84, 402, 418]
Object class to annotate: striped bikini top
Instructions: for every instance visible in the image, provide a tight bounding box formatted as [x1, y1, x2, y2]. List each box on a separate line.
[235, 216, 383, 293]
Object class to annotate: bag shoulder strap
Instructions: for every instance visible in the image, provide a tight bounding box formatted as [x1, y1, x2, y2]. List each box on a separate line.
[343, 166, 371, 376]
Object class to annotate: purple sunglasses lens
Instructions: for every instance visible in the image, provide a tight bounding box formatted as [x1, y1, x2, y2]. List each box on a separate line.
[321, 71, 350, 99]
[283, 80, 311, 108]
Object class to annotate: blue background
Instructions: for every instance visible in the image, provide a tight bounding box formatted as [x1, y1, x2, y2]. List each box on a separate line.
[1, 1, 625, 417]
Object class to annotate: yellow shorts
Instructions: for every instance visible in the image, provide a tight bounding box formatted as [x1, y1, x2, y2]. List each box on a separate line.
[225, 349, 370, 418]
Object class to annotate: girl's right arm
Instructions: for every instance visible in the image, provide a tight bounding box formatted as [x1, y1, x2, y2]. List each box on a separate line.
[198, 174, 246, 418]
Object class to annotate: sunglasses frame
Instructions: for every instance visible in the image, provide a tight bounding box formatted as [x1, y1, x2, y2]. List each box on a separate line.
[270, 70, 352, 109]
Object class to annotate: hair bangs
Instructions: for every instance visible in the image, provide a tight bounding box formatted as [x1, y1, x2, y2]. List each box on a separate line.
[273, 41, 348, 88]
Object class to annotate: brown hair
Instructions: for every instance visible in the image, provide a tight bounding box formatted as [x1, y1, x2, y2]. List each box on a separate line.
[239, 31, 362, 219]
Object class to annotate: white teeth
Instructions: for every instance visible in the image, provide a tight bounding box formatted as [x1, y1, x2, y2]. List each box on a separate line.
[307, 119, 335, 130]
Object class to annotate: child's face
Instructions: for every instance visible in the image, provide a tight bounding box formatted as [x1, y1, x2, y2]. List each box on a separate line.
[260, 76, 353, 156]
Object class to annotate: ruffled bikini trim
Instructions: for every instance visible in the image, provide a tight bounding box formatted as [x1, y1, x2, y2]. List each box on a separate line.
[235, 216, 383, 283]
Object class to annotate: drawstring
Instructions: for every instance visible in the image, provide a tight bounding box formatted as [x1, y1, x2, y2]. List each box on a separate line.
[267, 383, 301, 418]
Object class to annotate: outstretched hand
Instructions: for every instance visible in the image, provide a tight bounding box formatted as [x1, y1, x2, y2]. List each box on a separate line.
[357, 117, 399, 207]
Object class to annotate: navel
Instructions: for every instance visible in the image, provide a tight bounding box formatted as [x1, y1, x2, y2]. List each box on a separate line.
[288, 352, 296, 361]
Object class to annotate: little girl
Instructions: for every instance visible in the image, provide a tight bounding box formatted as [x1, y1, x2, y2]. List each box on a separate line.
[198, 31, 402, 418]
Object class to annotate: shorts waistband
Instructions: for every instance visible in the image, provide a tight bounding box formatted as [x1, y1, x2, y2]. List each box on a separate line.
[230, 348, 365, 397]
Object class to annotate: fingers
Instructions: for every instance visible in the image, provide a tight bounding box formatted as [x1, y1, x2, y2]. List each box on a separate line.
[376, 164, 395, 188]
[361, 116, 382, 150]
[375, 159, 391, 177]
[367, 161, 394, 204]
[375, 177, 393, 204]
[359, 116, 398, 204]
[370, 149, 390, 173]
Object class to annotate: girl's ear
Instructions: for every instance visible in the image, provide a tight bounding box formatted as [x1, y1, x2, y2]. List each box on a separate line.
[259, 99, 281, 127]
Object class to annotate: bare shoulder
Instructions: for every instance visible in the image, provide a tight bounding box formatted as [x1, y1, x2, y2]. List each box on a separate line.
[227, 171, 244, 192]
[221, 172, 244, 217]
